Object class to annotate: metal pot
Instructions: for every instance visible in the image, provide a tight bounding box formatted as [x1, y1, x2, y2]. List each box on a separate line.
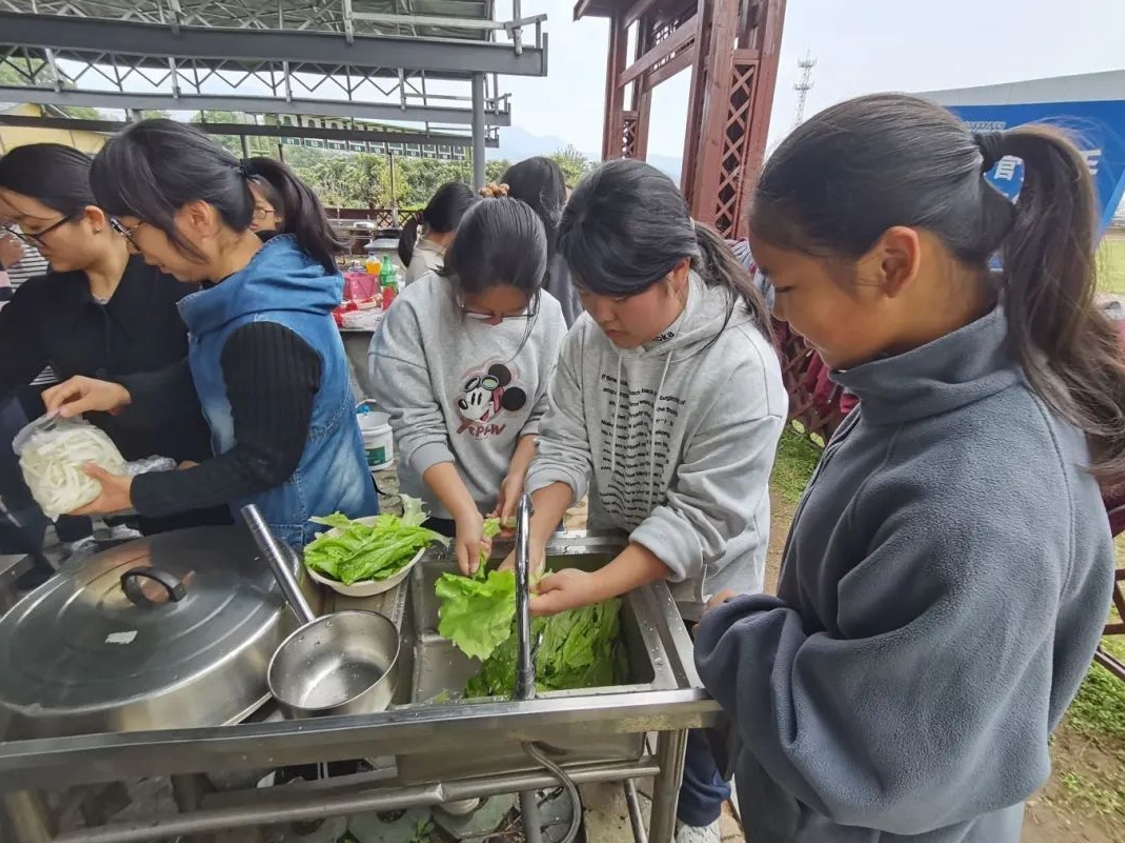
[242, 506, 401, 720]
[0, 525, 301, 739]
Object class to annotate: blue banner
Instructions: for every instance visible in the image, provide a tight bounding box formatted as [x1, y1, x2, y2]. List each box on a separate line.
[946, 99, 1125, 240]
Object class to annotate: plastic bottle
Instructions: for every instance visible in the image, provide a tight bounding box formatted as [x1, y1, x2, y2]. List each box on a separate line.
[380, 260, 398, 310]
[365, 255, 381, 275]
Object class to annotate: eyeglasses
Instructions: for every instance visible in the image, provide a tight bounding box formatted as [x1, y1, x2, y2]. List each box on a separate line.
[252, 206, 277, 221]
[457, 293, 538, 323]
[3, 217, 74, 247]
[109, 217, 145, 245]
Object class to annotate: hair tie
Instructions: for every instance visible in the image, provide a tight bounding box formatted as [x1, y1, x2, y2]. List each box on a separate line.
[973, 132, 1006, 174]
[478, 182, 510, 199]
[237, 159, 252, 178]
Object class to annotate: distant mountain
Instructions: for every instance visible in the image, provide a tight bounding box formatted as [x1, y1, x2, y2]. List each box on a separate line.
[491, 125, 683, 182]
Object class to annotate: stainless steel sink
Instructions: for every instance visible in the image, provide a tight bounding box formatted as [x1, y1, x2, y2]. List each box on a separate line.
[396, 533, 683, 783]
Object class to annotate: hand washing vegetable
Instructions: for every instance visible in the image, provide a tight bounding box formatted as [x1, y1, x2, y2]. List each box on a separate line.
[14, 416, 128, 519]
[465, 599, 623, 698]
[304, 496, 449, 585]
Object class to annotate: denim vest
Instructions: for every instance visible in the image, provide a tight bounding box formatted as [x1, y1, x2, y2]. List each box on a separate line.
[178, 235, 377, 546]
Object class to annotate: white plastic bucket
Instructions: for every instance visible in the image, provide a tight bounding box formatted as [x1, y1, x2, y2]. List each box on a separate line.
[359, 410, 394, 470]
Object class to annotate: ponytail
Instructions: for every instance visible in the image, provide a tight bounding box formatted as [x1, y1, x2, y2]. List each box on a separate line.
[994, 126, 1125, 481]
[398, 212, 423, 266]
[692, 222, 773, 342]
[243, 157, 344, 273]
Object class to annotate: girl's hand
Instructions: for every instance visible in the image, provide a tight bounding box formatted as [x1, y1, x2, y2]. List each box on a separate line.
[69, 463, 134, 516]
[704, 589, 740, 616]
[454, 509, 491, 577]
[43, 377, 131, 418]
[493, 471, 527, 535]
[529, 568, 604, 617]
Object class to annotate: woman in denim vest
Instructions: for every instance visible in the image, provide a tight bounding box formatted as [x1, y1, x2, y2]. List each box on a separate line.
[42, 120, 377, 546]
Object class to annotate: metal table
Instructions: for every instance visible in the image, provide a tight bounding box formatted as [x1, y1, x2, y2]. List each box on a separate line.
[0, 533, 719, 843]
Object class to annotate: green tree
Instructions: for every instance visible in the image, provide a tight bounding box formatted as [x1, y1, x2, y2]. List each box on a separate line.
[549, 145, 595, 186]
[398, 158, 469, 207]
[486, 158, 511, 184]
[0, 62, 103, 121]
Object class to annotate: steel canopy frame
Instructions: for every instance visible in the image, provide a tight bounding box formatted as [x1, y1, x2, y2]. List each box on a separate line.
[581, 0, 785, 238]
[0, 0, 549, 188]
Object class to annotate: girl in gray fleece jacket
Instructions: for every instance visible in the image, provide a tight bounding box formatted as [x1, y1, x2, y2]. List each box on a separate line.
[695, 93, 1122, 843]
[369, 196, 566, 575]
[512, 159, 786, 843]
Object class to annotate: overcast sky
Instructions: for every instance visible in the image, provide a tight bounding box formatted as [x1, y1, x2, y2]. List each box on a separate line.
[498, 0, 1125, 156]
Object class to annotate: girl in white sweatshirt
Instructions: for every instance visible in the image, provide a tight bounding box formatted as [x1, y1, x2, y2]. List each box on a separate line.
[369, 194, 567, 575]
[509, 158, 786, 843]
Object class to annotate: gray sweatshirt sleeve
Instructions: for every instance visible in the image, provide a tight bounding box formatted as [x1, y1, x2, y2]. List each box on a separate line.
[693, 477, 1076, 835]
[520, 303, 566, 439]
[367, 302, 454, 478]
[525, 329, 593, 502]
[630, 347, 784, 583]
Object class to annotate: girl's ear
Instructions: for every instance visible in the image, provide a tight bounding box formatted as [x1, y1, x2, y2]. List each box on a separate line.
[862, 225, 922, 298]
[82, 205, 108, 232]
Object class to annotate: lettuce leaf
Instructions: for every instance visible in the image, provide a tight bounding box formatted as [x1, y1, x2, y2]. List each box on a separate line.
[464, 598, 623, 699]
[304, 497, 449, 585]
[435, 569, 517, 660]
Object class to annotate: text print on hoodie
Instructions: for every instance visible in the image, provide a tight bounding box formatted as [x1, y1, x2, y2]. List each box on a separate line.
[525, 271, 786, 609]
[694, 309, 1116, 843]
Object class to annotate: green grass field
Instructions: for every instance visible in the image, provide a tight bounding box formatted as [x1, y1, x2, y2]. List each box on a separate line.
[1100, 235, 1125, 295]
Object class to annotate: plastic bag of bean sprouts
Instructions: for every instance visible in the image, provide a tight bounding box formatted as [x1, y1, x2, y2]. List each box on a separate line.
[13, 415, 174, 519]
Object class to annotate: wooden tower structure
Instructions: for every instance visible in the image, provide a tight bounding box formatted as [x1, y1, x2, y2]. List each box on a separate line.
[575, 0, 786, 238]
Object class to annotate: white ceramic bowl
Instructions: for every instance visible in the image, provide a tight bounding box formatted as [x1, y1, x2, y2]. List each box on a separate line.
[304, 515, 428, 597]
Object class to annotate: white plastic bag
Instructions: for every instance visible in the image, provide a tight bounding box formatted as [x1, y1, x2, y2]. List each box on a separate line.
[12, 415, 174, 520]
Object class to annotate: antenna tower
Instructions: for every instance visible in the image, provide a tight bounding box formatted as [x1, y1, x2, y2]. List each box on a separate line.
[793, 52, 817, 129]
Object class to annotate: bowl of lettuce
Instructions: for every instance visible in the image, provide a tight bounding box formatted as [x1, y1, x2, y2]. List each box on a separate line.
[304, 497, 450, 597]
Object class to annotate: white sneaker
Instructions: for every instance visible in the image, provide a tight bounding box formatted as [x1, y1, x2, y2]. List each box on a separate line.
[62, 535, 99, 563]
[676, 819, 721, 843]
[107, 524, 143, 542]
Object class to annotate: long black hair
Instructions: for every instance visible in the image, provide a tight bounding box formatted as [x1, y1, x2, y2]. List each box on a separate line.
[398, 181, 477, 266]
[751, 92, 1125, 482]
[558, 158, 770, 331]
[502, 157, 567, 256]
[90, 119, 344, 273]
[0, 143, 96, 217]
[440, 195, 547, 304]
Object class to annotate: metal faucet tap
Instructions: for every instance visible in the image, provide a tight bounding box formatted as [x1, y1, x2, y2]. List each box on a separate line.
[513, 492, 536, 702]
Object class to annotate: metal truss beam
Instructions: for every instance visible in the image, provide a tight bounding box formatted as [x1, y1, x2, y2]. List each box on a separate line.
[0, 114, 501, 148]
[0, 12, 549, 77]
[0, 87, 511, 127]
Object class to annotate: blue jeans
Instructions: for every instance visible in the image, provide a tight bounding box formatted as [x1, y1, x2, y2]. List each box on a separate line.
[677, 728, 732, 827]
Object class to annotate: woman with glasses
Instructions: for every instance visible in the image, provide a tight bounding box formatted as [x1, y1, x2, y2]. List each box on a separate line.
[42, 120, 376, 547]
[368, 191, 567, 573]
[0, 143, 226, 538]
[248, 178, 284, 234]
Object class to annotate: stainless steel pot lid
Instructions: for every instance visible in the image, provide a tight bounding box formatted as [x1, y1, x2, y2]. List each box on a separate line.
[0, 525, 288, 732]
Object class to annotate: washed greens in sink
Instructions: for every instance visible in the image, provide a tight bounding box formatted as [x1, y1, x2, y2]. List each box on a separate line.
[465, 598, 625, 698]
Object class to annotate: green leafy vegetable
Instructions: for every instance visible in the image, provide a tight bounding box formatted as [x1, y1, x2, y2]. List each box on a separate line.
[435, 569, 517, 660]
[465, 599, 623, 698]
[304, 497, 449, 585]
[478, 517, 502, 576]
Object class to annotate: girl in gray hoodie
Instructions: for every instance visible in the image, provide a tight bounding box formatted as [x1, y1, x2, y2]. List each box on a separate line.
[369, 196, 567, 575]
[695, 94, 1122, 843]
[511, 158, 786, 843]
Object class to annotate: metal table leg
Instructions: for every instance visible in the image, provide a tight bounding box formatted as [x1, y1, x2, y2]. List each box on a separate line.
[1, 790, 54, 843]
[647, 730, 688, 843]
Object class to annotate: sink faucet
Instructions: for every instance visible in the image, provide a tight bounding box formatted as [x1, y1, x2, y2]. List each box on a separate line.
[513, 492, 536, 702]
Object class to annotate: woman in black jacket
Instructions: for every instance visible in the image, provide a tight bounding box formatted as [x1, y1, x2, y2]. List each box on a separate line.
[0, 143, 228, 537]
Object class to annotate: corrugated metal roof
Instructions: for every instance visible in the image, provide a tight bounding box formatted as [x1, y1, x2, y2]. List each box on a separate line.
[921, 69, 1125, 107]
